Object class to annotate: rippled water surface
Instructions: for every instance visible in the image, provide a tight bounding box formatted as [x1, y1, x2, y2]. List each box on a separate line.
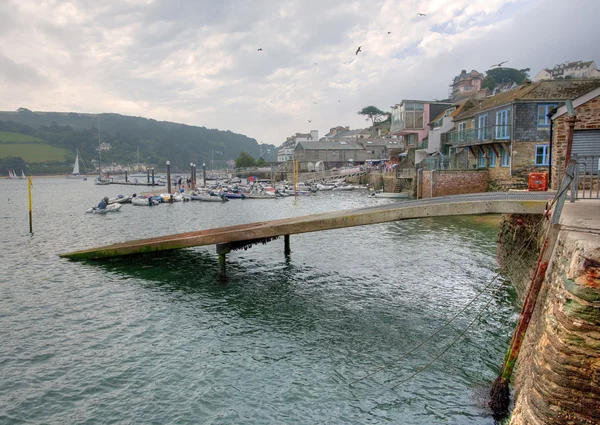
[0, 178, 517, 424]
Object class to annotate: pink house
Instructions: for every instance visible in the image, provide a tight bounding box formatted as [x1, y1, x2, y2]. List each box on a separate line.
[390, 100, 451, 148]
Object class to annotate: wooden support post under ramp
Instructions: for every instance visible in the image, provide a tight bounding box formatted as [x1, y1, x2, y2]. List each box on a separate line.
[215, 236, 281, 281]
[284, 235, 291, 256]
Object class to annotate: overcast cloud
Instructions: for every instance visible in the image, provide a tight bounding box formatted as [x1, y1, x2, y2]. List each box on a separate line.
[0, 0, 598, 145]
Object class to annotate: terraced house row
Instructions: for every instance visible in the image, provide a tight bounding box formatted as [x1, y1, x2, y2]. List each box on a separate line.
[394, 79, 600, 192]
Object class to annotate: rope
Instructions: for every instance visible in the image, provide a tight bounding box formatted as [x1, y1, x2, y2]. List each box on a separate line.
[350, 211, 547, 387]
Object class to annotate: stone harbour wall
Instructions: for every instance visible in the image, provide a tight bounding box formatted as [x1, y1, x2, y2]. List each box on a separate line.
[510, 228, 600, 424]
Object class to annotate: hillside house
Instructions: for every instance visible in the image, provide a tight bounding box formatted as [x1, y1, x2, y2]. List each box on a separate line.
[535, 60, 600, 81]
[390, 100, 451, 150]
[444, 79, 600, 188]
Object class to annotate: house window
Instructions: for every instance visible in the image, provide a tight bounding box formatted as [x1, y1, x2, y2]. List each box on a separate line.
[406, 134, 416, 146]
[401, 102, 425, 130]
[478, 149, 486, 168]
[535, 144, 549, 166]
[489, 148, 497, 167]
[495, 109, 510, 139]
[501, 146, 510, 167]
[458, 122, 467, 142]
[537, 104, 557, 126]
[477, 115, 487, 141]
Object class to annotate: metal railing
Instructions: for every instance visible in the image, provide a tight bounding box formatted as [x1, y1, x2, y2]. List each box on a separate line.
[417, 139, 429, 150]
[570, 154, 600, 200]
[444, 125, 512, 147]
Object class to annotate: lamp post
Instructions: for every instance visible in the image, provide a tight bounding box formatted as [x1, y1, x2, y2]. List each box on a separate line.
[166, 160, 171, 194]
[202, 162, 206, 188]
[151, 168, 155, 186]
[190, 162, 194, 190]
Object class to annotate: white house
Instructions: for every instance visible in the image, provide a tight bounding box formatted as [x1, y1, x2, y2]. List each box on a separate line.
[277, 130, 318, 162]
[535, 60, 600, 81]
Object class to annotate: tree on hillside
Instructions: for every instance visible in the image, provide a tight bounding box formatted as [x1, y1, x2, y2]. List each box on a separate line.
[358, 106, 390, 127]
[235, 151, 256, 168]
[256, 157, 267, 166]
[482, 68, 531, 91]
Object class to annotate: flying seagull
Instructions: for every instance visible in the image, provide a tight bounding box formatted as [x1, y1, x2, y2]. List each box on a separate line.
[312, 102, 317, 104]
[491, 61, 508, 67]
[314, 62, 318, 65]
[356, 46, 362, 55]
[387, 31, 391, 34]
[308, 120, 312, 123]
[338, 100, 341, 102]
[417, 13, 426, 16]
[257, 48, 263, 51]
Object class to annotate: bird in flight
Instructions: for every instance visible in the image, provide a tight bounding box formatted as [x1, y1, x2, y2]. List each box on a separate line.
[387, 31, 391, 34]
[417, 13, 426, 16]
[312, 102, 317, 104]
[338, 100, 341, 102]
[314, 62, 318, 65]
[308, 120, 312, 123]
[257, 48, 263, 51]
[491, 61, 508, 67]
[356, 46, 362, 55]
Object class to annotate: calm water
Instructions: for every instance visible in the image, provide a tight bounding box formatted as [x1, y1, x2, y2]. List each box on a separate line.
[0, 178, 517, 424]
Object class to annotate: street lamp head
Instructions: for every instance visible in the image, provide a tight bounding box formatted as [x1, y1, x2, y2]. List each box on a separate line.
[202, 163, 206, 167]
[190, 162, 194, 167]
[166, 161, 170, 165]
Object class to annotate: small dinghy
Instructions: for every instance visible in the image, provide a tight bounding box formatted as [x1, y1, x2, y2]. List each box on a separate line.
[369, 192, 409, 199]
[108, 194, 132, 204]
[223, 192, 245, 199]
[191, 193, 229, 202]
[132, 196, 160, 206]
[243, 191, 278, 199]
[85, 203, 122, 214]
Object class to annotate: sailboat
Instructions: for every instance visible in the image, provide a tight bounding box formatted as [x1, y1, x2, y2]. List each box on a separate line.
[20, 170, 26, 179]
[95, 116, 111, 185]
[8, 170, 17, 179]
[67, 149, 86, 179]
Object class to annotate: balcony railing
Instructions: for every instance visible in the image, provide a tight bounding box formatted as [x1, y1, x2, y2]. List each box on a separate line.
[443, 125, 512, 147]
[417, 139, 428, 150]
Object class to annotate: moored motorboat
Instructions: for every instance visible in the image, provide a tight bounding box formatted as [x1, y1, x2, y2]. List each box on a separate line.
[223, 192, 245, 199]
[333, 185, 354, 191]
[85, 203, 122, 214]
[316, 183, 335, 191]
[191, 193, 229, 202]
[108, 195, 132, 204]
[132, 196, 160, 206]
[369, 192, 410, 199]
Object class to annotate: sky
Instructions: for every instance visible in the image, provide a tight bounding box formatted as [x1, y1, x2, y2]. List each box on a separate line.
[0, 0, 599, 146]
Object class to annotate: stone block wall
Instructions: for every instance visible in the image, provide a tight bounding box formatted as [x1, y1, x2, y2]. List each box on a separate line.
[551, 95, 600, 189]
[421, 170, 488, 198]
[511, 230, 600, 425]
[511, 140, 551, 187]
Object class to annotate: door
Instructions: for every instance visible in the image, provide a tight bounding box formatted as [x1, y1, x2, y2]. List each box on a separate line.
[572, 130, 600, 175]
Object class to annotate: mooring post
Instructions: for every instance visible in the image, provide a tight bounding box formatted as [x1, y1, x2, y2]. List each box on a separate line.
[284, 234, 291, 256]
[216, 243, 231, 282]
[166, 160, 171, 194]
[125, 170, 128, 182]
[151, 168, 155, 186]
[147, 168, 150, 183]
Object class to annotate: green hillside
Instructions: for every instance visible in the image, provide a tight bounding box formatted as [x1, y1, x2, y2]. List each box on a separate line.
[0, 144, 69, 162]
[0, 109, 278, 173]
[0, 131, 43, 143]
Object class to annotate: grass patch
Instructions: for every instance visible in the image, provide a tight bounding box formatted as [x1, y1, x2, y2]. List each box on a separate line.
[0, 131, 43, 143]
[0, 144, 70, 162]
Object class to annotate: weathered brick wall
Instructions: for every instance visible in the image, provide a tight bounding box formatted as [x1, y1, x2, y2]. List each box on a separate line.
[551, 95, 600, 189]
[421, 170, 488, 198]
